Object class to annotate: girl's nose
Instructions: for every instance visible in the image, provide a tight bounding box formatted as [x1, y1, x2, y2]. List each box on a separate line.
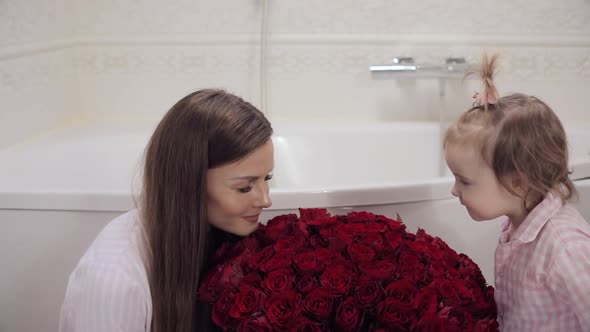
[451, 183, 460, 198]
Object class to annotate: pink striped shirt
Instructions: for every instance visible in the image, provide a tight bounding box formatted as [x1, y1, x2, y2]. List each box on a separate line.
[495, 193, 590, 331]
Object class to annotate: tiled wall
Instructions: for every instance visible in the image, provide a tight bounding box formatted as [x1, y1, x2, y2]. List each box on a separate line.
[0, 0, 78, 148]
[1, 0, 589, 147]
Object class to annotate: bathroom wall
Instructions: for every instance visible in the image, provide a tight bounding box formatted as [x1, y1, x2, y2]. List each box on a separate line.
[0, 0, 79, 148]
[1, 0, 589, 142]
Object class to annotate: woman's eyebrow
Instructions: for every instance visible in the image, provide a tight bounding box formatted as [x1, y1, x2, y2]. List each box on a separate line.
[229, 175, 259, 181]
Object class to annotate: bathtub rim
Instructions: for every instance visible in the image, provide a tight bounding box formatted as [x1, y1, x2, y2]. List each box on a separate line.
[0, 176, 455, 212]
[0, 119, 588, 212]
[4, 177, 590, 212]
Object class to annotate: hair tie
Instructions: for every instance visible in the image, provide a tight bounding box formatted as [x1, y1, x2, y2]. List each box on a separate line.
[472, 91, 498, 108]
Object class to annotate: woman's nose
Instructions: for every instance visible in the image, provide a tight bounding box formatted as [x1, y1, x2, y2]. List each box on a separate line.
[254, 183, 272, 208]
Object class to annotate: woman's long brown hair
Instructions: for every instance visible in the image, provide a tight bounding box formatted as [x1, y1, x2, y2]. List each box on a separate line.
[141, 89, 272, 331]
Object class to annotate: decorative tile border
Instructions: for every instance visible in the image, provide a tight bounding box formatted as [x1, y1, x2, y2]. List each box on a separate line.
[1, 35, 589, 91]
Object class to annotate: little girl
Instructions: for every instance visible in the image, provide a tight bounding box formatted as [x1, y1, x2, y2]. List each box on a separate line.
[443, 54, 590, 331]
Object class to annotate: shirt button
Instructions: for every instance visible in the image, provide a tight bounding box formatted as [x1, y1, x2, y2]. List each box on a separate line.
[498, 271, 503, 277]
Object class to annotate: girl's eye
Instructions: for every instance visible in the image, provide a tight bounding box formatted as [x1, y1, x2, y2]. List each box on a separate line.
[264, 174, 273, 181]
[238, 186, 253, 193]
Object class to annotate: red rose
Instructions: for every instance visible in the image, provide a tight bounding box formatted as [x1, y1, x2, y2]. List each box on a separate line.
[262, 268, 294, 293]
[347, 242, 376, 263]
[264, 291, 302, 328]
[320, 264, 354, 295]
[355, 280, 384, 308]
[197, 269, 223, 303]
[433, 279, 459, 301]
[414, 314, 448, 331]
[262, 214, 298, 241]
[199, 209, 499, 332]
[397, 251, 425, 280]
[296, 274, 319, 294]
[239, 273, 262, 288]
[314, 248, 338, 265]
[484, 286, 497, 316]
[236, 315, 272, 332]
[376, 298, 415, 330]
[294, 250, 325, 274]
[336, 224, 366, 244]
[377, 214, 406, 231]
[309, 234, 329, 248]
[347, 211, 377, 223]
[470, 286, 497, 315]
[274, 234, 306, 252]
[306, 215, 339, 227]
[260, 249, 294, 272]
[319, 227, 336, 241]
[335, 297, 364, 332]
[439, 244, 460, 267]
[384, 231, 403, 250]
[428, 261, 446, 278]
[246, 246, 274, 272]
[450, 278, 473, 300]
[328, 236, 349, 254]
[229, 285, 265, 319]
[289, 317, 325, 332]
[413, 287, 439, 315]
[303, 288, 334, 320]
[384, 278, 418, 303]
[239, 236, 261, 252]
[357, 231, 385, 250]
[299, 208, 332, 223]
[360, 260, 396, 280]
[438, 306, 474, 331]
[458, 254, 487, 287]
[473, 319, 500, 332]
[212, 288, 237, 330]
[198, 261, 242, 302]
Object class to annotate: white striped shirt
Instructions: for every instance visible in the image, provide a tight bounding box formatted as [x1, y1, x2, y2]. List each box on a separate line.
[495, 193, 590, 331]
[59, 210, 152, 332]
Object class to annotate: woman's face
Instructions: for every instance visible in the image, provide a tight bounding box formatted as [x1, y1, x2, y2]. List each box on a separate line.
[206, 139, 274, 236]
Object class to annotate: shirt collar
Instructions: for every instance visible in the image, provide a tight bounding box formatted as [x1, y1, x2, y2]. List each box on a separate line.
[500, 192, 562, 244]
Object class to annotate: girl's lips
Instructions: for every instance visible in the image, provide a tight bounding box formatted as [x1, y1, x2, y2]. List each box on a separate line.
[243, 214, 260, 224]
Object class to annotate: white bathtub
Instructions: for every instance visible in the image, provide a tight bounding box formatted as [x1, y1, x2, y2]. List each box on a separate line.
[0, 120, 589, 332]
[267, 121, 590, 284]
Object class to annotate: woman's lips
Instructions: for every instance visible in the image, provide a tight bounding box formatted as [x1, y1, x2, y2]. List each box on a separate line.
[243, 214, 260, 224]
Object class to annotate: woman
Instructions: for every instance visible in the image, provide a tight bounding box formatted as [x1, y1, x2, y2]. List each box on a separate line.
[59, 89, 274, 331]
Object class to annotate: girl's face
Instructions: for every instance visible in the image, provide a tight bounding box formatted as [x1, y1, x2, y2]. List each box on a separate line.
[444, 143, 526, 223]
[206, 139, 274, 236]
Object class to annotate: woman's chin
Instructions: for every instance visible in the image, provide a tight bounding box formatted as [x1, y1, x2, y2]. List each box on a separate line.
[232, 224, 259, 237]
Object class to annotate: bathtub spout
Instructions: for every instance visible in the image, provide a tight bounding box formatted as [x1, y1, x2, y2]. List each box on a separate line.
[370, 57, 469, 79]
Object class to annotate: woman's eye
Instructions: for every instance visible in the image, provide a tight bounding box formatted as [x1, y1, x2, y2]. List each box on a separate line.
[238, 186, 253, 193]
[264, 174, 273, 181]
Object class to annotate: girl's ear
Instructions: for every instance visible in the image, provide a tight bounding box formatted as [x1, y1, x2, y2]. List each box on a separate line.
[501, 173, 526, 197]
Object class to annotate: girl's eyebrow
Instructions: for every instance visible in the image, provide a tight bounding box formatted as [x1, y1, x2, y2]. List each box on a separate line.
[453, 172, 471, 180]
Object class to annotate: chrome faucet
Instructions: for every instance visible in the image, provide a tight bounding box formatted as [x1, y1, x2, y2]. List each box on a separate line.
[370, 57, 469, 78]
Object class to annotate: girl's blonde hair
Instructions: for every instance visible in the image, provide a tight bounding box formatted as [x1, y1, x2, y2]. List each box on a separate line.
[444, 54, 576, 211]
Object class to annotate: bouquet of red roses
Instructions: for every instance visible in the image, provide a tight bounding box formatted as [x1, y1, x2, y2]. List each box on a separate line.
[198, 209, 498, 331]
